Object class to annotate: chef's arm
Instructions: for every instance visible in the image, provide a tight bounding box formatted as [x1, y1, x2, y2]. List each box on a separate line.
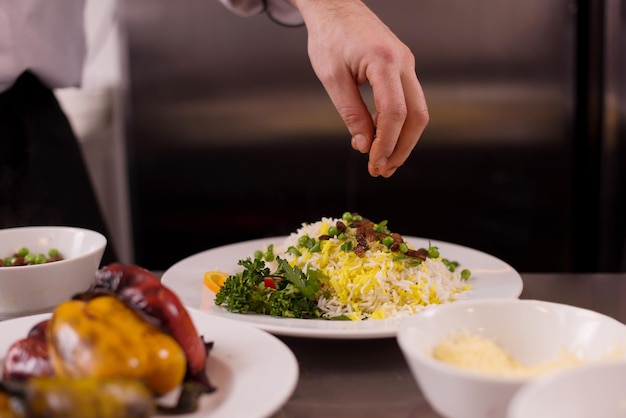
[216, 0, 428, 177]
[217, 0, 303, 26]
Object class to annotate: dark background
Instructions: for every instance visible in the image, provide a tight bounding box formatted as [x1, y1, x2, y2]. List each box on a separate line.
[119, 0, 625, 273]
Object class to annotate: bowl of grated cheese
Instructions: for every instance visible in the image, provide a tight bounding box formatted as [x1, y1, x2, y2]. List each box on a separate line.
[396, 298, 626, 418]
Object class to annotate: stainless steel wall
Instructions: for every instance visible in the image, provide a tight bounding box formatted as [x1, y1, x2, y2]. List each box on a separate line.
[120, 0, 624, 272]
[602, 0, 626, 271]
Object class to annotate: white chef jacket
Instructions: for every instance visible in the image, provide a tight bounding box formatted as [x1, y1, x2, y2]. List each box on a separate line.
[0, 0, 302, 93]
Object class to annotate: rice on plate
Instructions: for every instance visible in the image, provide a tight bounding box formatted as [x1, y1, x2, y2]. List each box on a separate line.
[215, 213, 472, 321]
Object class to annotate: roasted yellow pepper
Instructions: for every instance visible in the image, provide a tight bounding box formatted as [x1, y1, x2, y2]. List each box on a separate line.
[47, 296, 186, 396]
[0, 377, 155, 418]
[0, 392, 14, 418]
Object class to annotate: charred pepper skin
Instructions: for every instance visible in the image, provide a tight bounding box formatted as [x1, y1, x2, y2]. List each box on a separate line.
[25, 320, 48, 342]
[90, 263, 208, 378]
[2, 321, 53, 382]
[0, 377, 155, 418]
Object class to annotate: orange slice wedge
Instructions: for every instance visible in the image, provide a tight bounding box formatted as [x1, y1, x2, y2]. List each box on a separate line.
[203, 271, 229, 293]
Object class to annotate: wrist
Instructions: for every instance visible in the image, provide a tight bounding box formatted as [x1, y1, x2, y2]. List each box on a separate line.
[264, 0, 304, 26]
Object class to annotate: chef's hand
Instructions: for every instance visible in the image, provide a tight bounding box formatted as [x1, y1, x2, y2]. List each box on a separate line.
[289, 0, 429, 177]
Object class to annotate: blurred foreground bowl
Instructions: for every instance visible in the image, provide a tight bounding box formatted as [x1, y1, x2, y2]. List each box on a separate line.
[508, 360, 626, 418]
[0, 226, 106, 319]
[396, 299, 626, 418]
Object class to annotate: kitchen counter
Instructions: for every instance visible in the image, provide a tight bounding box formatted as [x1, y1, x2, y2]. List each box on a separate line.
[270, 273, 626, 418]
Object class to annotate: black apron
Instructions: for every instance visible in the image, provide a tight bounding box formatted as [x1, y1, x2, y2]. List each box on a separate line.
[0, 71, 117, 264]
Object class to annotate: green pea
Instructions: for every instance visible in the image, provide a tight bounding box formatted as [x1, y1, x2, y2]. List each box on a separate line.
[340, 241, 353, 252]
[383, 236, 394, 248]
[327, 226, 339, 237]
[254, 250, 263, 260]
[373, 220, 389, 234]
[34, 254, 46, 264]
[461, 269, 471, 280]
[3, 257, 14, 266]
[48, 248, 59, 257]
[287, 246, 302, 256]
[428, 245, 440, 259]
[263, 245, 275, 262]
[442, 258, 456, 272]
[337, 233, 346, 241]
[264, 252, 275, 262]
[298, 235, 314, 249]
[17, 247, 29, 257]
[399, 243, 409, 254]
[352, 214, 363, 221]
[341, 212, 353, 222]
[24, 254, 37, 264]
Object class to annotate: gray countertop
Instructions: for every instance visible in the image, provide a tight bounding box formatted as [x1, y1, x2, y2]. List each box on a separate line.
[3, 272, 623, 417]
[269, 273, 626, 418]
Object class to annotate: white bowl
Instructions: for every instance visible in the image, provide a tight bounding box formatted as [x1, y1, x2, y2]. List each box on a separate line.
[396, 299, 626, 418]
[0, 226, 107, 319]
[508, 360, 626, 418]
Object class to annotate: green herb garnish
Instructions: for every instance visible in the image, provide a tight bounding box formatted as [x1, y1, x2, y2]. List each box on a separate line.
[214, 256, 327, 319]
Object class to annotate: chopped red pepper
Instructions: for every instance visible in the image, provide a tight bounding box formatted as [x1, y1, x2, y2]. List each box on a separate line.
[263, 277, 277, 289]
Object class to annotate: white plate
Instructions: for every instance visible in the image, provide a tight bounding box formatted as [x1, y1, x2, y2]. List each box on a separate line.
[162, 236, 524, 339]
[0, 309, 299, 418]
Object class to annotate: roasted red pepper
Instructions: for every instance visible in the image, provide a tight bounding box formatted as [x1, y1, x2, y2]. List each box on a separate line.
[1, 263, 216, 415]
[2, 320, 53, 382]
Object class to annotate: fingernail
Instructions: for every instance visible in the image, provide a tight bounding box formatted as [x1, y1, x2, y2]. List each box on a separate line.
[382, 167, 397, 178]
[352, 134, 368, 153]
[368, 162, 381, 177]
[373, 158, 387, 169]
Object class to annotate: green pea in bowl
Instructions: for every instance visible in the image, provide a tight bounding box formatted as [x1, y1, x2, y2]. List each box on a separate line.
[0, 226, 106, 319]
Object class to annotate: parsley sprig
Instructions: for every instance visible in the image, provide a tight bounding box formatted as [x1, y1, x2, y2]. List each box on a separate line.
[214, 257, 327, 318]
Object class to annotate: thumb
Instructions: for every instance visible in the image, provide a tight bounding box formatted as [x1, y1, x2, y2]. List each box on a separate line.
[324, 79, 376, 154]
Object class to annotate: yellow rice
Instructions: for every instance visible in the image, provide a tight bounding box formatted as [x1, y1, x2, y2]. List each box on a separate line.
[268, 217, 472, 320]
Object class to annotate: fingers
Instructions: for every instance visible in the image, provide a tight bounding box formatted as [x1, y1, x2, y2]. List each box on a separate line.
[321, 50, 428, 178]
[320, 69, 377, 156]
[391, 72, 429, 170]
[366, 63, 407, 177]
[295, 0, 428, 178]
[368, 56, 429, 178]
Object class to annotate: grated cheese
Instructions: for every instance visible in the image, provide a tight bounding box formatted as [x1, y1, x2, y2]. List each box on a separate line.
[431, 332, 584, 377]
